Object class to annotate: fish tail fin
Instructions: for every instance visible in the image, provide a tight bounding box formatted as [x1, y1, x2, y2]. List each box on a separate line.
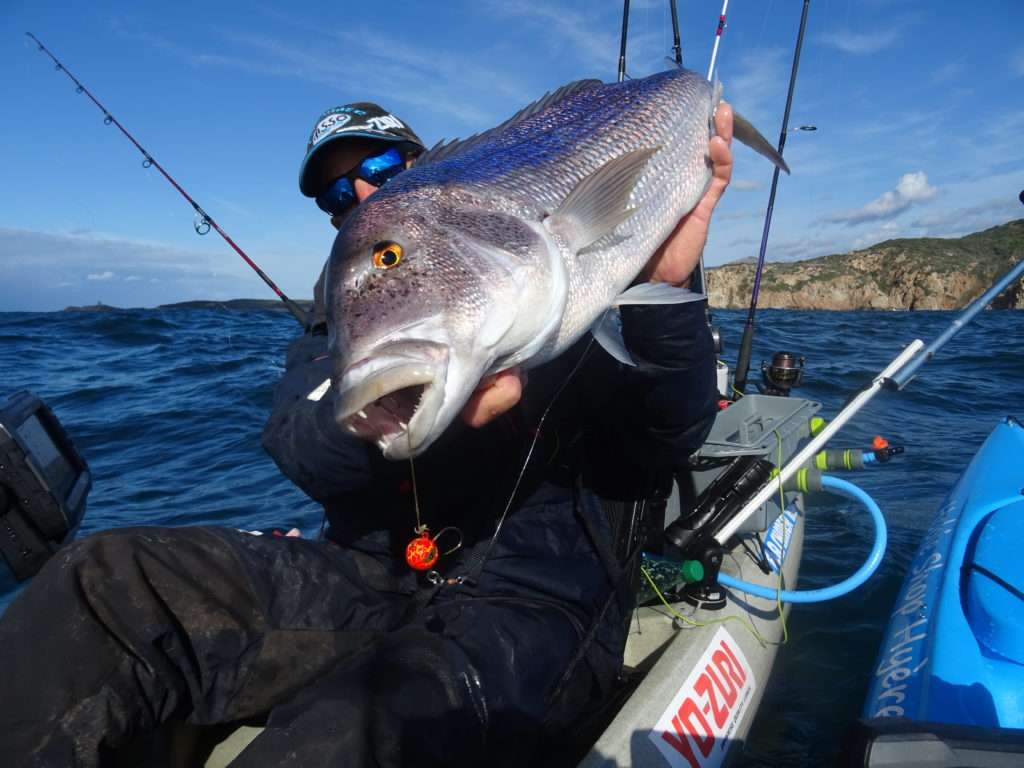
[733, 111, 790, 174]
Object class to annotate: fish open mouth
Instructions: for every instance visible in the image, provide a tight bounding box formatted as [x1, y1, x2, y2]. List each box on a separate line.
[334, 341, 449, 459]
[342, 383, 427, 443]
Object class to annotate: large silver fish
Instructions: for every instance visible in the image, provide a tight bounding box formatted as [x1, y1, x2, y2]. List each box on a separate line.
[326, 67, 787, 459]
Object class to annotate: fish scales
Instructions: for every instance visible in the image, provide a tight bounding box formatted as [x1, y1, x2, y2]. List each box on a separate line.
[327, 68, 763, 459]
[351, 68, 713, 356]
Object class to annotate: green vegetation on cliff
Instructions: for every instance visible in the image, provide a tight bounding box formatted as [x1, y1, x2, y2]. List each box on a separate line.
[707, 218, 1024, 310]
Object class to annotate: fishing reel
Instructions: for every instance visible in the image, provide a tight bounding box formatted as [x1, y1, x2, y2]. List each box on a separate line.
[760, 351, 805, 397]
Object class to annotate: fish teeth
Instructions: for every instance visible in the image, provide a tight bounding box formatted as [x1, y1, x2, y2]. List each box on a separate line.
[357, 409, 368, 419]
[398, 420, 408, 430]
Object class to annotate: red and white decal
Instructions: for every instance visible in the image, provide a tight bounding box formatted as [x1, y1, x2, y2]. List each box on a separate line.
[649, 627, 757, 768]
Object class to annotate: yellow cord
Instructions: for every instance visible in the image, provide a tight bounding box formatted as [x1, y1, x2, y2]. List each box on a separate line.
[636, 423, 796, 649]
[640, 566, 772, 647]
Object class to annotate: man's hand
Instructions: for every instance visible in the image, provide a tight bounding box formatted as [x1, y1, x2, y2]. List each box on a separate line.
[459, 368, 524, 428]
[640, 101, 734, 286]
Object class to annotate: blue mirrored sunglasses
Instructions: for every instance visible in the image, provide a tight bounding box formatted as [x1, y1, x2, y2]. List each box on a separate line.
[315, 147, 406, 217]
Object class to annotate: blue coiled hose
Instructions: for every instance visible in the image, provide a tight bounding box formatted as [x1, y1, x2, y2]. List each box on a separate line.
[717, 474, 886, 604]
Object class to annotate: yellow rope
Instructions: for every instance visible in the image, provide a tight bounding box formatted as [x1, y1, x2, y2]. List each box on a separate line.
[640, 566, 771, 647]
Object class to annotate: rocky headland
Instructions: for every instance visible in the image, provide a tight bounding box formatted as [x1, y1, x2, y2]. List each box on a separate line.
[707, 218, 1024, 310]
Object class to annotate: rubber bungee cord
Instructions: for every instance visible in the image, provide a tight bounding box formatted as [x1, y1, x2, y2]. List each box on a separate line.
[25, 32, 307, 326]
[718, 475, 887, 603]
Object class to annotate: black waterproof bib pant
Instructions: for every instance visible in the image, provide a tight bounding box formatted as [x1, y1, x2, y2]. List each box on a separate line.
[0, 493, 623, 766]
[0, 301, 716, 767]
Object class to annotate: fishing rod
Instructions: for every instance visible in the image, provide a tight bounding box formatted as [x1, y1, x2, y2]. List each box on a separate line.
[690, 0, 731, 301]
[706, 0, 730, 80]
[619, 0, 684, 77]
[731, 0, 811, 396]
[715, 254, 1024, 546]
[669, 0, 683, 66]
[617, 0, 631, 82]
[25, 32, 308, 326]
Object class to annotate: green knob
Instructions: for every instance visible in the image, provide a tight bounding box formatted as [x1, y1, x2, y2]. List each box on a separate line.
[680, 560, 705, 583]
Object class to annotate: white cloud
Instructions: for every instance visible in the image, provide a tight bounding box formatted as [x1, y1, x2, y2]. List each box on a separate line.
[0, 227, 255, 311]
[818, 27, 903, 55]
[909, 197, 1022, 238]
[113, 17, 532, 133]
[482, 0, 619, 72]
[731, 179, 762, 191]
[931, 58, 965, 85]
[1012, 49, 1024, 77]
[723, 48, 789, 124]
[824, 171, 938, 226]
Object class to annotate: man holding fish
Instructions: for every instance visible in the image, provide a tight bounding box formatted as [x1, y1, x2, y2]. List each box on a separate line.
[0, 69, 784, 767]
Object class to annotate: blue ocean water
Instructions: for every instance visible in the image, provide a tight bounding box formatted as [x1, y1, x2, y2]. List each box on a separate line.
[0, 306, 1022, 764]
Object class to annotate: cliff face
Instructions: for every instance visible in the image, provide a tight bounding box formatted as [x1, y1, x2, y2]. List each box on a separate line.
[707, 219, 1024, 310]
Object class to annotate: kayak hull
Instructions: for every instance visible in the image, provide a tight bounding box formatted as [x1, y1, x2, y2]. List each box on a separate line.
[863, 416, 1024, 727]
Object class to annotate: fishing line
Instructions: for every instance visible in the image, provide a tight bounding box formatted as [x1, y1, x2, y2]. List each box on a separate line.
[25, 32, 307, 326]
[455, 335, 598, 586]
[754, 0, 776, 64]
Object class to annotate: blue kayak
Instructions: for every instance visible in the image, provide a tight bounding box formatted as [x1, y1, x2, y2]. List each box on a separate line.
[848, 416, 1024, 766]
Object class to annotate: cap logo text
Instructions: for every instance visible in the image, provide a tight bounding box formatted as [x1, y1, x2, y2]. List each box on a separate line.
[311, 113, 352, 145]
[367, 114, 405, 132]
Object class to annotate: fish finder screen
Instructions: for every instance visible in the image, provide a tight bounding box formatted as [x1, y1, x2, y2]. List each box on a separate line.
[17, 413, 75, 500]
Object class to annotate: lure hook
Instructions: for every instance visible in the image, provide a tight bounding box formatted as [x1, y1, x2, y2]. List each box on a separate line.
[432, 526, 463, 556]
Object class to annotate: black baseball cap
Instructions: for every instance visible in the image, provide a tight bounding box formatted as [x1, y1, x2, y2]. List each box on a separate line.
[298, 102, 425, 197]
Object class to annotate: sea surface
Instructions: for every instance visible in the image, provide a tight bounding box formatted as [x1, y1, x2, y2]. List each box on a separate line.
[1, 306, 1022, 765]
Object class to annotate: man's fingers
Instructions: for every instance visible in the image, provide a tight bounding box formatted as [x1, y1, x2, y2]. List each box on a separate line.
[715, 101, 734, 144]
[709, 135, 733, 182]
[460, 368, 524, 427]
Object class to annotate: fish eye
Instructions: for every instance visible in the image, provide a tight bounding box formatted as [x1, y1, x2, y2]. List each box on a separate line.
[372, 241, 403, 270]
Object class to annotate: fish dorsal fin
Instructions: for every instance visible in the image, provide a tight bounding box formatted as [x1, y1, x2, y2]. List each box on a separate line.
[415, 79, 604, 167]
[545, 147, 659, 254]
[733, 111, 790, 174]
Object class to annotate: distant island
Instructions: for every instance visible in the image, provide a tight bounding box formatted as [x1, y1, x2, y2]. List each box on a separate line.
[64, 298, 314, 313]
[706, 218, 1024, 310]
[65, 220, 1023, 313]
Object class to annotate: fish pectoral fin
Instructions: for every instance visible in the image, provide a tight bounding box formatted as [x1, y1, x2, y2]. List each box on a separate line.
[613, 281, 706, 305]
[479, 300, 517, 348]
[733, 111, 790, 174]
[591, 310, 636, 366]
[545, 147, 660, 254]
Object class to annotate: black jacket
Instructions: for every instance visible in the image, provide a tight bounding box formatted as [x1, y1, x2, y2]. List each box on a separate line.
[262, 301, 716, 591]
[261, 300, 717, 749]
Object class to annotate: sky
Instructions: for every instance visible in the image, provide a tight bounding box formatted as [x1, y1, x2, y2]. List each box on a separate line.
[2, 0, 1022, 311]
